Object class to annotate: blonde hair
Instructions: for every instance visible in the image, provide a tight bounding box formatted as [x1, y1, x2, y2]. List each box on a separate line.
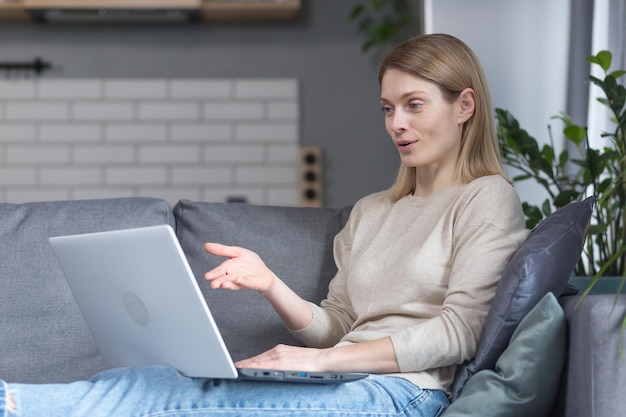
[378, 34, 507, 201]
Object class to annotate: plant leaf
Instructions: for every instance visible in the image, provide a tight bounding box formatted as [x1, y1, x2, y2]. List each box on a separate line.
[588, 50, 612, 72]
[370, 0, 387, 12]
[610, 70, 626, 79]
[554, 190, 581, 207]
[564, 124, 586, 146]
[361, 39, 377, 52]
[559, 150, 570, 169]
[521, 202, 543, 229]
[373, 22, 397, 41]
[512, 174, 532, 182]
[590, 75, 605, 89]
[349, 5, 366, 20]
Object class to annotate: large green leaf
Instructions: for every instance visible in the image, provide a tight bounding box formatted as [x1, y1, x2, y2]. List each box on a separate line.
[564, 125, 586, 146]
[588, 50, 612, 72]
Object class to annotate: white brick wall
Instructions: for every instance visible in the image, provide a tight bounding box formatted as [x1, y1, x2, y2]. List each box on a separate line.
[0, 78, 300, 206]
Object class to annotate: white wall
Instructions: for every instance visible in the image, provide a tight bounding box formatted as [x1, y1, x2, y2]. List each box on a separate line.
[427, 0, 572, 206]
[0, 1, 396, 209]
[0, 78, 299, 206]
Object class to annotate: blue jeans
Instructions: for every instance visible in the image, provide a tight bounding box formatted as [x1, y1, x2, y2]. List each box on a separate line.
[1, 366, 449, 417]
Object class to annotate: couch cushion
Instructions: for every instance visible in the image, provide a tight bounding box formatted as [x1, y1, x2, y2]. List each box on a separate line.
[442, 292, 566, 417]
[0, 198, 174, 384]
[450, 196, 593, 399]
[173, 200, 351, 361]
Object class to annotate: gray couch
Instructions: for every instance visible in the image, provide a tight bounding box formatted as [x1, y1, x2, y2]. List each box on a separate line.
[0, 197, 623, 416]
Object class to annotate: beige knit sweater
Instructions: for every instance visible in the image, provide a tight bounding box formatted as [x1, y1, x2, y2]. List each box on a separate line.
[291, 175, 529, 393]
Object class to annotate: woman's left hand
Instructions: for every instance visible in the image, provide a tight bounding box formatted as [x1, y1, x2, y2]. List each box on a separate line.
[236, 338, 400, 374]
[235, 344, 328, 372]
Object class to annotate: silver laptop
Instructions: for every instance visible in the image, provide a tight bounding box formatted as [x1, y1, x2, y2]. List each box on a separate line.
[49, 224, 367, 384]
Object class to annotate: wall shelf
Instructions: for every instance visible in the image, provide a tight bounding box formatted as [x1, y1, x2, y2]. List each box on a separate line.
[201, 0, 300, 22]
[0, 2, 31, 20]
[0, 0, 301, 22]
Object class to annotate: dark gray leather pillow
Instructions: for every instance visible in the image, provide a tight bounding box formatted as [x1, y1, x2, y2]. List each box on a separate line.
[450, 196, 594, 400]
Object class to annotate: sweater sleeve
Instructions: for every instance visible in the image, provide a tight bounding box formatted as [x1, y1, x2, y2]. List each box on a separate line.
[289, 206, 360, 347]
[390, 181, 528, 372]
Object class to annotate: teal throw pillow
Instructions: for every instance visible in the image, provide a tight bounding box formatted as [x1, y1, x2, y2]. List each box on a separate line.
[442, 292, 566, 417]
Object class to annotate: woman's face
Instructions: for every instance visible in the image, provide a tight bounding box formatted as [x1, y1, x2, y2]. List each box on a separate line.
[379, 69, 473, 182]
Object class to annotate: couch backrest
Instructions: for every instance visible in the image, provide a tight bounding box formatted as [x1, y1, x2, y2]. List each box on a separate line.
[0, 198, 174, 383]
[0, 197, 349, 383]
[173, 200, 352, 361]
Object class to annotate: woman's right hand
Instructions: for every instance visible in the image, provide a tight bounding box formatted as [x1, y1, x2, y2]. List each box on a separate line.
[203, 243, 277, 293]
[204, 243, 314, 331]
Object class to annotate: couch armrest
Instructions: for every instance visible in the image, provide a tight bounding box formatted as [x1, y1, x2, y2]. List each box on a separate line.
[557, 294, 626, 417]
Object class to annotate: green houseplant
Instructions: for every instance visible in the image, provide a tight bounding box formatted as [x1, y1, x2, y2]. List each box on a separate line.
[497, 50, 626, 296]
[349, 0, 417, 52]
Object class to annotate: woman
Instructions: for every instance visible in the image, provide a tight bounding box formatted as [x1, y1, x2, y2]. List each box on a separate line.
[1, 34, 528, 417]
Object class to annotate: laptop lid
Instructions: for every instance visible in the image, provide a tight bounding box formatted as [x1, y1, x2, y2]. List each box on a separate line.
[50, 224, 238, 379]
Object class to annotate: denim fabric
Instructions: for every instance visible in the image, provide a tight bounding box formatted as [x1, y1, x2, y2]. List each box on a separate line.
[3, 366, 449, 417]
[0, 381, 7, 417]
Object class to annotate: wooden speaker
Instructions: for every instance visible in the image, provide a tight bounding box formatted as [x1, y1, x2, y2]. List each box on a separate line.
[299, 146, 323, 207]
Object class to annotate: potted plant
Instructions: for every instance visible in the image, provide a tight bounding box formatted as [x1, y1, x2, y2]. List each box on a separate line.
[497, 50, 626, 297]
